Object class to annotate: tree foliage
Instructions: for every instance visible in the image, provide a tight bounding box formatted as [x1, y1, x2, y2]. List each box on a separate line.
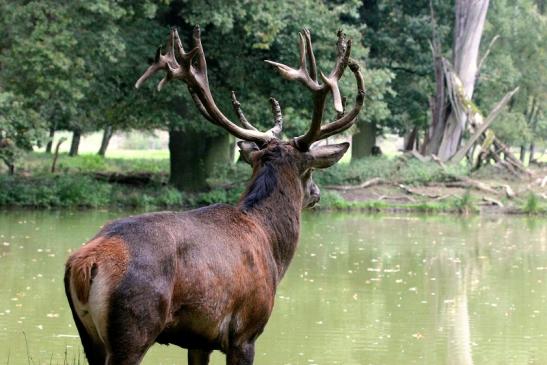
[0, 0, 545, 176]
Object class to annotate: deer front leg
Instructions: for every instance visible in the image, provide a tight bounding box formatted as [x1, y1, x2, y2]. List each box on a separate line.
[188, 349, 212, 365]
[226, 343, 255, 365]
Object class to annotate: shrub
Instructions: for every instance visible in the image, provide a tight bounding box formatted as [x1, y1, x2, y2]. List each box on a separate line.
[523, 193, 542, 214]
[0, 174, 111, 207]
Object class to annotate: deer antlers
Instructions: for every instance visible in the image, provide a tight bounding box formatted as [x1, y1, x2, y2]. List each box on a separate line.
[135, 26, 365, 151]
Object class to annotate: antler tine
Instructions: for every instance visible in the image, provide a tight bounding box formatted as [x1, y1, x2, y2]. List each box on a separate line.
[320, 32, 351, 113]
[134, 46, 167, 89]
[302, 28, 317, 81]
[264, 31, 321, 91]
[136, 26, 275, 144]
[336, 96, 347, 119]
[191, 26, 208, 79]
[317, 59, 365, 140]
[269, 97, 283, 138]
[231, 91, 258, 131]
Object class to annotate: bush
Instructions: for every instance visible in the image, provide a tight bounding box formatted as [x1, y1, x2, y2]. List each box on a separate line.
[0, 174, 111, 207]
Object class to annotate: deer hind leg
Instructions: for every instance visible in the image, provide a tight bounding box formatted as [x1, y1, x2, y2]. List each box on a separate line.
[104, 279, 172, 364]
[188, 349, 212, 365]
[226, 343, 255, 365]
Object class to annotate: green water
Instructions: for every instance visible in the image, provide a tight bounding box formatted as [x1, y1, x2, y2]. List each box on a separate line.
[0, 210, 545, 365]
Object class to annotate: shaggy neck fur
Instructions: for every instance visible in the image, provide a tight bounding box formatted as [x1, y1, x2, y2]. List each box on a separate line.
[238, 153, 302, 279]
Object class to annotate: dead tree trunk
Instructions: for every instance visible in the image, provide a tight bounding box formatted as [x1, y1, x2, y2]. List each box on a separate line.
[527, 97, 540, 164]
[428, 0, 490, 161]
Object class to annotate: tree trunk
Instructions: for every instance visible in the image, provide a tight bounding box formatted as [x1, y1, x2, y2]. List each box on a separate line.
[425, 46, 447, 155]
[529, 143, 535, 164]
[351, 121, 376, 161]
[69, 129, 81, 157]
[45, 128, 55, 154]
[2, 159, 15, 175]
[51, 137, 67, 173]
[527, 96, 539, 165]
[519, 145, 526, 163]
[403, 127, 419, 151]
[168, 128, 232, 191]
[98, 126, 114, 156]
[429, 0, 490, 161]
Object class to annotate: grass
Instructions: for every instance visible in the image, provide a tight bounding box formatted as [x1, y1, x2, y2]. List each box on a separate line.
[314, 155, 467, 186]
[451, 190, 478, 214]
[318, 190, 480, 214]
[521, 192, 547, 214]
[106, 149, 169, 159]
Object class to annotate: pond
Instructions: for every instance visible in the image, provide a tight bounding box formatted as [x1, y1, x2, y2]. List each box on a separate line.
[0, 210, 545, 365]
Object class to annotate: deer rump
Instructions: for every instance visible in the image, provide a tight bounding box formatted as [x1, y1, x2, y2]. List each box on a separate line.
[65, 206, 276, 360]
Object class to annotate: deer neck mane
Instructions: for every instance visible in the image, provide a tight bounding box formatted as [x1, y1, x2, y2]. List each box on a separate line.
[238, 159, 302, 278]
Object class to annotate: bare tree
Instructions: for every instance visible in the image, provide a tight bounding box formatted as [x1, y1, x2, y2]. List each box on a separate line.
[426, 0, 490, 161]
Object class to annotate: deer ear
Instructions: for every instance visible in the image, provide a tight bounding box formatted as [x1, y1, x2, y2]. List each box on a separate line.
[238, 141, 260, 164]
[308, 142, 350, 169]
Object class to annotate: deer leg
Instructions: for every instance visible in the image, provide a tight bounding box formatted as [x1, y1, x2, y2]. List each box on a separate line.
[226, 343, 255, 365]
[188, 349, 212, 365]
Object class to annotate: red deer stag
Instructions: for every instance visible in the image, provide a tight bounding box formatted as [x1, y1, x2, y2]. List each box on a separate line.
[64, 26, 364, 365]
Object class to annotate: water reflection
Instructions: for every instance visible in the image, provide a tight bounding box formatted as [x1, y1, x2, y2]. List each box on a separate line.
[0, 211, 545, 364]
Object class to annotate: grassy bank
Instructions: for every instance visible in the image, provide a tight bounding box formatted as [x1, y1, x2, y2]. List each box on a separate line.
[1, 152, 545, 214]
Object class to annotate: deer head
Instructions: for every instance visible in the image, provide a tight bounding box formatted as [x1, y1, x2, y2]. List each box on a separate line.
[135, 26, 365, 208]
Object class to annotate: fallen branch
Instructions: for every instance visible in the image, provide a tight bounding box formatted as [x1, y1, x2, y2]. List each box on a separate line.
[378, 195, 416, 203]
[325, 177, 384, 191]
[445, 177, 498, 195]
[501, 184, 516, 199]
[434, 194, 456, 201]
[431, 154, 446, 169]
[398, 184, 441, 198]
[481, 196, 504, 207]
